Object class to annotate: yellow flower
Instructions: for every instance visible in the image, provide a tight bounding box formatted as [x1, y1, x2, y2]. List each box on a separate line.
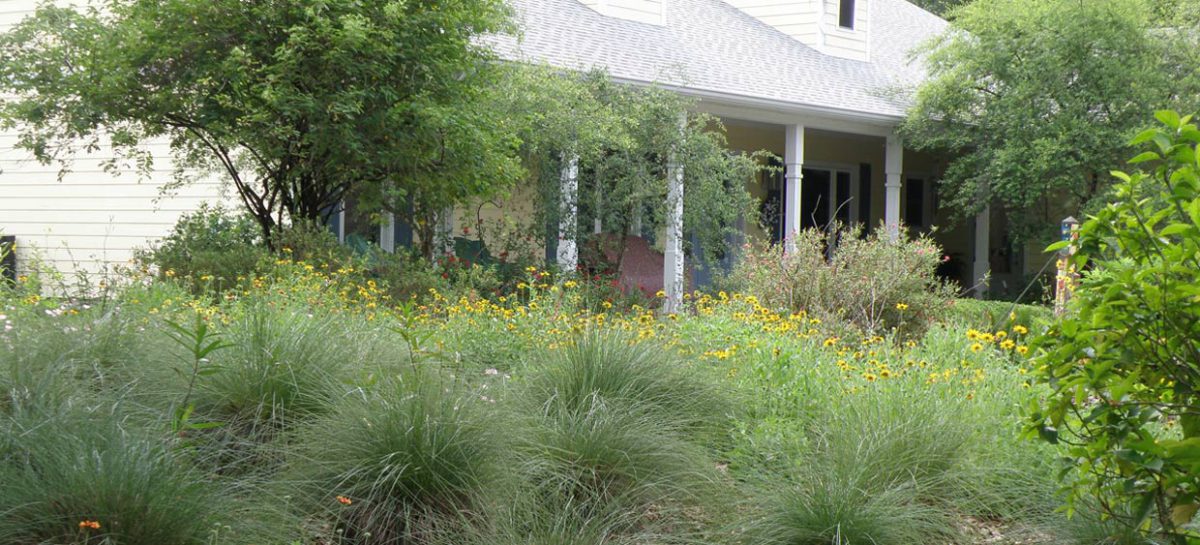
[1012, 325, 1029, 335]
[655, 290, 666, 298]
[1016, 345, 1029, 355]
[563, 280, 578, 289]
[970, 343, 983, 353]
[862, 373, 877, 382]
[1000, 339, 1016, 350]
[895, 302, 909, 311]
[880, 369, 893, 379]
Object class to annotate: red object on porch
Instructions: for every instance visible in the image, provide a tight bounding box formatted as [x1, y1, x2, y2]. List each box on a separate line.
[617, 236, 664, 298]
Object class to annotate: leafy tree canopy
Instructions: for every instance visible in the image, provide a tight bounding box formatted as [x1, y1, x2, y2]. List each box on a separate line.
[0, 0, 520, 248]
[901, 0, 1200, 242]
[907, 0, 973, 18]
[492, 67, 766, 269]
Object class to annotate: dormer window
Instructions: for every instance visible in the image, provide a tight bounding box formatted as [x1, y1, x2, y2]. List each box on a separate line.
[839, 0, 855, 29]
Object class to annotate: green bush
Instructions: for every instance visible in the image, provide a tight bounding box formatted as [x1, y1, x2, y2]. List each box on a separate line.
[726, 226, 957, 338]
[136, 203, 268, 292]
[285, 370, 500, 544]
[1029, 111, 1200, 542]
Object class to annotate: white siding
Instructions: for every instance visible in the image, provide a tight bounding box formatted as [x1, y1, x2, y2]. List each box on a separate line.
[723, 0, 870, 62]
[0, 0, 225, 283]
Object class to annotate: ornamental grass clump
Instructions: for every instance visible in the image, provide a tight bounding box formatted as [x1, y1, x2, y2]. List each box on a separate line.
[512, 333, 731, 536]
[285, 370, 501, 544]
[0, 406, 231, 545]
[749, 388, 972, 545]
[521, 332, 735, 440]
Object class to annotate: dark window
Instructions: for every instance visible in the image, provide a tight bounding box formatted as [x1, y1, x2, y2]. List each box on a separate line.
[905, 178, 925, 228]
[839, 0, 855, 29]
[835, 171, 852, 225]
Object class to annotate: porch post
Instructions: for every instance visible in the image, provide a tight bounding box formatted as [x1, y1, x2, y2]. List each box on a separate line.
[380, 212, 396, 253]
[630, 201, 643, 236]
[884, 134, 903, 241]
[663, 114, 686, 314]
[557, 154, 579, 272]
[973, 204, 990, 299]
[784, 124, 805, 251]
[434, 207, 455, 257]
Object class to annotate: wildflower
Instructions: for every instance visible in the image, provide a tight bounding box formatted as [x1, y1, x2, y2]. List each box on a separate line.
[970, 343, 983, 353]
[895, 302, 909, 311]
[1012, 325, 1029, 335]
[337, 495, 353, 505]
[563, 280, 578, 289]
[655, 290, 666, 298]
[862, 373, 877, 382]
[822, 337, 838, 347]
[995, 330, 1007, 340]
[79, 520, 101, 530]
[1000, 339, 1016, 350]
[1016, 345, 1029, 355]
[880, 368, 893, 379]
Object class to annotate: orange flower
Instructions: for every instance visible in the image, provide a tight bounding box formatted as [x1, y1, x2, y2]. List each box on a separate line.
[79, 520, 101, 530]
[337, 495, 353, 506]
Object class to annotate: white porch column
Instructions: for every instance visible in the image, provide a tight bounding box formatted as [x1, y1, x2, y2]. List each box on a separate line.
[973, 204, 990, 299]
[884, 134, 903, 241]
[784, 124, 805, 251]
[557, 155, 579, 272]
[629, 201, 643, 236]
[434, 207, 455, 257]
[380, 212, 396, 253]
[663, 114, 687, 314]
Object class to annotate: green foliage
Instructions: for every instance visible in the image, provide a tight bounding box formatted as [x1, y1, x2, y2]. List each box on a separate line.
[502, 67, 765, 265]
[0, 406, 227, 545]
[135, 203, 267, 292]
[726, 225, 956, 337]
[0, 0, 520, 246]
[1029, 112, 1200, 543]
[286, 370, 500, 544]
[902, 0, 1200, 242]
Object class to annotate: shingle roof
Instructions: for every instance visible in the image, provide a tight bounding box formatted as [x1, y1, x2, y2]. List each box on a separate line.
[486, 0, 948, 120]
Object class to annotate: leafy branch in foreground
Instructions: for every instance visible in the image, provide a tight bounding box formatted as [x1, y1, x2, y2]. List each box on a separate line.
[1029, 111, 1200, 543]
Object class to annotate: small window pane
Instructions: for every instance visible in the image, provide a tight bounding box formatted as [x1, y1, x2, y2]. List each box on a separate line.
[839, 0, 855, 29]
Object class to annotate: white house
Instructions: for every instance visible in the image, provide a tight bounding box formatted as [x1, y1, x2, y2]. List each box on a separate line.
[0, 0, 1018, 301]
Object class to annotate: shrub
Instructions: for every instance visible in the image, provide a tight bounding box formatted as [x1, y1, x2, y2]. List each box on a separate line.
[136, 203, 268, 292]
[273, 219, 355, 269]
[285, 370, 500, 544]
[726, 225, 956, 338]
[1029, 112, 1200, 542]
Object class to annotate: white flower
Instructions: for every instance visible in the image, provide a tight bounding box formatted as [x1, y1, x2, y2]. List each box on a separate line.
[484, 368, 499, 376]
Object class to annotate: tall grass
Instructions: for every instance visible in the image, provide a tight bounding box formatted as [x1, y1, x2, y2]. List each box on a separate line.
[0, 406, 229, 545]
[284, 369, 500, 544]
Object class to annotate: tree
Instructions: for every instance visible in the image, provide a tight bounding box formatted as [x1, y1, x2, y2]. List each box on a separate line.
[907, 0, 972, 18]
[0, 0, 520, 248]
[492, 67, 765, 273]
[900, 0, 1200, 243]
[1028, 112, 1200, 543]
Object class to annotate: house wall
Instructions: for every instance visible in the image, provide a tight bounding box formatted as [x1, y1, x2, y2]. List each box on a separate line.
[0, 1, 230, 283]
[722, 0, 869, 61]
[721, 121, 976, 288]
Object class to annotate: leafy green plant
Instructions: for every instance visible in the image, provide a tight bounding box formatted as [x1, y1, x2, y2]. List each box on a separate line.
[136, 203, 267, 292]
[1029, 111, 1200, 543]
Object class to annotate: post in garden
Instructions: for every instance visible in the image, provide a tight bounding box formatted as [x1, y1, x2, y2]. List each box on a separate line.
[1054, 216, 1080, 316]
